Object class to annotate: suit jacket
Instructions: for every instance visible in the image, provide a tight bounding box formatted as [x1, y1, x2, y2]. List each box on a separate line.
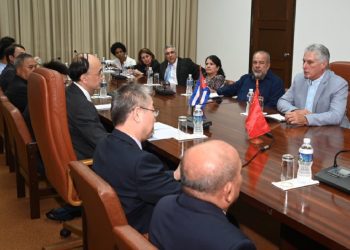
[5, 74, 28, 112]
[149, 193, 256, 250]
[92, 129, 181, 233]
[66, 83, 108, 159]
[277, 70, 349, 127]
[159, 57, 199, 86]
[0, 63, 15, 92]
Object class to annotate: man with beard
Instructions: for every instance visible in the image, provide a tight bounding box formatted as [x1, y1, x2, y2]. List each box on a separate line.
[217, 51, 284, 108]
[92, 83, 181, 233]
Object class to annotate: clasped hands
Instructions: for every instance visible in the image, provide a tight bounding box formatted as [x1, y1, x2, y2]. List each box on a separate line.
[285, 109, 310, 126]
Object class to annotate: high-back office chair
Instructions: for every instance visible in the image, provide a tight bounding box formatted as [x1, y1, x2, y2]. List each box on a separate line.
[69, 160, 130, 250]
[113, 225, 157, 250]
[27, 68, 84, 249]
[0, 91, 15, 172]
[1, 100, 55, 219]
[0, 88, 6, 154]
[329, 61, 350, 119]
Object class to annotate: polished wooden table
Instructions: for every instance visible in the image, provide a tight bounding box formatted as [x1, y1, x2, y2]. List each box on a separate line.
[97, 76, 350, 249]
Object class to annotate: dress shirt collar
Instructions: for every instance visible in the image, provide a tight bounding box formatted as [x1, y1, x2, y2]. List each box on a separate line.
[0, 63, 6, 74]
[73, 82, 91, 102]
[129, 134, 142, 150]
[113, 128, 143, 150]
[308, 71, 325, 86]
[168, 58, 178, 67]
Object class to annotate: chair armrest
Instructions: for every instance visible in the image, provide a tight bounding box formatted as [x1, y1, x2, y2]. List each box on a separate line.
[79, 158, 93, 167]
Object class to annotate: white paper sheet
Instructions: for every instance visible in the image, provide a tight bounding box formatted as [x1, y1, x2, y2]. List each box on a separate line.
[95, 103, 111, 110]
[148, 122, 208, 141]
[272, 178, 319, 191]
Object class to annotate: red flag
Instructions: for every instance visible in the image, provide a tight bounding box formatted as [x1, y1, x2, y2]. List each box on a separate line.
[245, 80, 270, 139]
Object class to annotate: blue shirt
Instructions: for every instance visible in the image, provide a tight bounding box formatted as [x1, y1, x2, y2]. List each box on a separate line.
[304, 72, 324, 112]
[217, 69, 285, 108]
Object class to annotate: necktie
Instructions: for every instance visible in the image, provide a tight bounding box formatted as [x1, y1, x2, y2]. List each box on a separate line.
[165, 64, 173, 83]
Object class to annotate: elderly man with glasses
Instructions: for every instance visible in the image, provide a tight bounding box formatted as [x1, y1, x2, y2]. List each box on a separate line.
[159, 45, 199, 85]
[93, 83, 181, 234]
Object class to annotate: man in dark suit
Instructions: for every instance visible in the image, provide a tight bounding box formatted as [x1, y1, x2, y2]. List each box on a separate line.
[0, 44, 26, 91]
[93, 83, 181, 233]
[5, 53, 36, 112]
[46, 53, 108, 222]
[159, 45, 199, 86]
[66, 53, 108, 160]
[149, 140, 256, 250]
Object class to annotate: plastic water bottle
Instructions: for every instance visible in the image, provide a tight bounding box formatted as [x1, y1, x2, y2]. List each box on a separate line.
[193, 105, 203, 135]
[101, 57, 106, 71]
[246, 88, 254, 114]
[186, 74, 193, 95]
[147, 67, 153, 84]
[99, 75, 108, 98]
[297, 138, 313, 180]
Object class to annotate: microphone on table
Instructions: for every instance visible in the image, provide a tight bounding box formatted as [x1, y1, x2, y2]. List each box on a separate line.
[326, 149, 350, 177]
[242, 132, 274, 168]
[314, 149, 350, 193]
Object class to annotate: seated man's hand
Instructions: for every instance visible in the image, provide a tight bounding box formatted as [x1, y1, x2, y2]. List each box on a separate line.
[285, 109, 311, 126]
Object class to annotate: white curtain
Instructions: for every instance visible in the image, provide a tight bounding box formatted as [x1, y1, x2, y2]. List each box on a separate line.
[0, 0, 198, 64]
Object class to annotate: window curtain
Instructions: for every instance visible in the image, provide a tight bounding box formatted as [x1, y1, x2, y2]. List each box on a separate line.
[0, 0, 198, 64]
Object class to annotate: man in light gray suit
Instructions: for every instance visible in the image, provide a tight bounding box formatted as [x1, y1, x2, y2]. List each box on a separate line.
[277, 44, 349, 127]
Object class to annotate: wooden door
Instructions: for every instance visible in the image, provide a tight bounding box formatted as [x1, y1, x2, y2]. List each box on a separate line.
[250, 0, 296, 88]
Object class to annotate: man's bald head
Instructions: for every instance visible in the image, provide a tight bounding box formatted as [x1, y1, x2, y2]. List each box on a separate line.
[181, 140, 241, 195]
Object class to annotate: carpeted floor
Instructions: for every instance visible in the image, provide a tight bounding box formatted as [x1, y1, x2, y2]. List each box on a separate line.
[0, 155, 81, 250]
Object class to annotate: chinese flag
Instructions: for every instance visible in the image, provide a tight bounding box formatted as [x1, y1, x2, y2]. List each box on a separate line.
[245, 80, 270, 139]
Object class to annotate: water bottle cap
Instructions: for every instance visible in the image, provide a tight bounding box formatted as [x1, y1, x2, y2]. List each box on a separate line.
[249, 88, 253, 92]
[148, 67, 152, 70]
[189, 74, 192, 77]
[195, 104, 201, 109]
[303, 138, 311, 144]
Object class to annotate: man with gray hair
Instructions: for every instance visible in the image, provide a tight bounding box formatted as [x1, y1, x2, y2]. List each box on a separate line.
[159, 45, 199, 85]
[149, 140, 256, 250]
[92, 83, 181, 233]
[5, 53, 36, 112]
[217, 50, 284, 108]
[277, 43, 349, 127]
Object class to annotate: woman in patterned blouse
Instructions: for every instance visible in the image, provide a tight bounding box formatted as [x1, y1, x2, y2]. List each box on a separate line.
[204, 55, 226, 91]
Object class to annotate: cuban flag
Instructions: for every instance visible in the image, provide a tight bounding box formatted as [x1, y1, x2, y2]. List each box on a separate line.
[189, 69, 210, 108]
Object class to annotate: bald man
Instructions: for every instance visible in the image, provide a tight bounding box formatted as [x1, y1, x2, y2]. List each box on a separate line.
[149, 140, 256, 250]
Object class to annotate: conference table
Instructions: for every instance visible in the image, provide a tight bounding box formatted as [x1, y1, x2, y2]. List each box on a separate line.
[96, 76, 350, 249]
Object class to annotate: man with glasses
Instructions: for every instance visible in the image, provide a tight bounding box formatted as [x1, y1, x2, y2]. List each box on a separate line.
[159, 45, 199, 85]
[217, 51, 285, 108]
[93, 83, 181, 234]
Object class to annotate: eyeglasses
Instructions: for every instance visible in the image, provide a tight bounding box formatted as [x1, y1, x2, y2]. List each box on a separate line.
[139, 107, 159, 117]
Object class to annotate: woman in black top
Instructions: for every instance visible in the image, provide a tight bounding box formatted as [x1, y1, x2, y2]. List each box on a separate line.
[133, 48, 160, 76]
